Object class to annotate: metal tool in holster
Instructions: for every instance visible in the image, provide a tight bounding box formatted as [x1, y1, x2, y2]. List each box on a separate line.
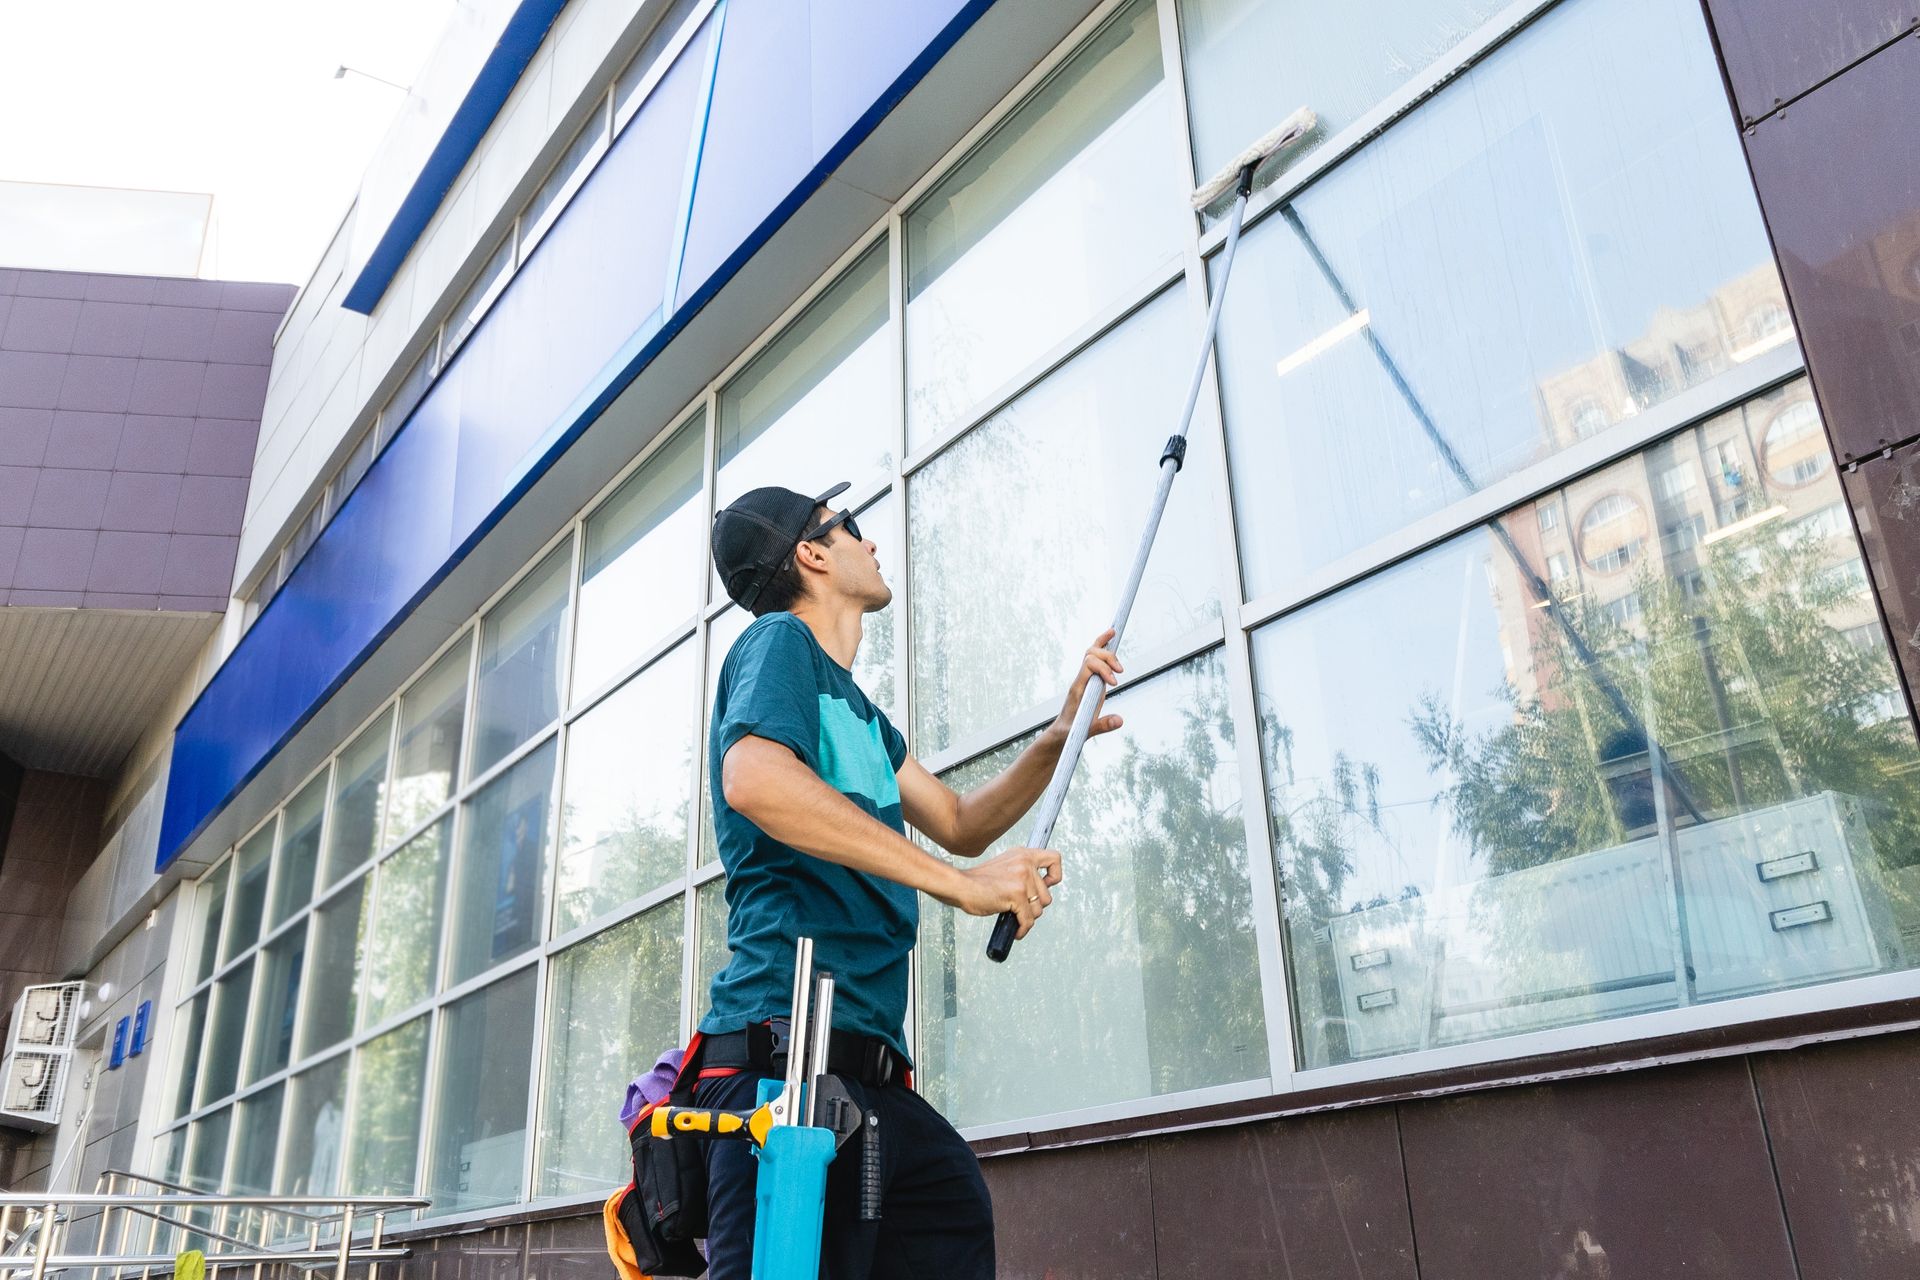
[646, 937, 882, 1274]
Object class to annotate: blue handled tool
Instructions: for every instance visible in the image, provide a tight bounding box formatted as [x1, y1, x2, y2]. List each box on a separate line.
[644, 937, 876, 1279]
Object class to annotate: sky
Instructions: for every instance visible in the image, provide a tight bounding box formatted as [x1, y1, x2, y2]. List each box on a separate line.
[0, 0, 460, 284]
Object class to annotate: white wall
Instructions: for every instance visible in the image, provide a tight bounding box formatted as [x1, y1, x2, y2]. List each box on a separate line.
[238, 0, 676, 595]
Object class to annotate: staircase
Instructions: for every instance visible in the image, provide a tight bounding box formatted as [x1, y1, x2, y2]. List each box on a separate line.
[0, 1171, 427, 1280]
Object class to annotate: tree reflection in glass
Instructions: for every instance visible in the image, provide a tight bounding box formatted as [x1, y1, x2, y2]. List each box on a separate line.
[1254, 387, 1920, 1070]
[916, 650, 1267, 1128]
[909, 288, 1223, 756]
[346, 1016, 428, 1196]
[537, 903, 683, 1196]
[362, 819, 448, 1027]
[556, 642, 697, 934]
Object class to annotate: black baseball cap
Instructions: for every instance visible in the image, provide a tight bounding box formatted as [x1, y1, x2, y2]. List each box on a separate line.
[711, 481, 851, 612]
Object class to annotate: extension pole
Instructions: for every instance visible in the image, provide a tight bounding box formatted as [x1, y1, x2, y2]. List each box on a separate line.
[987, 110, 1311, 962]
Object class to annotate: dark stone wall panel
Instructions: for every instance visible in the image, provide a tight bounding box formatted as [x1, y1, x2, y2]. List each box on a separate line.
[1147, 1107, 1417, 1280]
[1742, 33, 1920, 465]
[1704, 0, 1918, 123]
[983, 1141, 1157, 1280]
[525, 1213, 607, 1280]
[1754, 1029, 1920, 1279]
[1398, 1058, 1796, 1280]
[390, 1224, 525, 1280]
[1845, 441, 1920, 715]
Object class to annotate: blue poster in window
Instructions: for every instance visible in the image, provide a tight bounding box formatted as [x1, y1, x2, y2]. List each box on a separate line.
[110, 1016, 129, 1069]
[131, 1000, 152, 1056]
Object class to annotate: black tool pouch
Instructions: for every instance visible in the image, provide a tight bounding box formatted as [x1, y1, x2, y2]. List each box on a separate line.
[616, 1036, 715, 1277]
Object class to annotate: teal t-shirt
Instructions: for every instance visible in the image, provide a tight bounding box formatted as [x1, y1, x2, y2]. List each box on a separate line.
[700, 612, 915, 1059]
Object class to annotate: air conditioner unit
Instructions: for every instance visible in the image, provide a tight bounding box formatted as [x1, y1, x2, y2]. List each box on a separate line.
[1, 982, 85, 1132]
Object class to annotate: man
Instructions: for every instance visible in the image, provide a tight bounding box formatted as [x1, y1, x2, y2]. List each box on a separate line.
[697, 481, 1123, 1278]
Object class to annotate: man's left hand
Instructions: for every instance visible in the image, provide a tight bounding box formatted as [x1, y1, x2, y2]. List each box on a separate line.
[1047, 627, 1124, 745]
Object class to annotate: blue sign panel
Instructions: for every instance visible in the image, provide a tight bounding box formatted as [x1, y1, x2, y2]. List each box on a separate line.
[110, 1016, 130, 1070]
[157, 0, 989, 870]
[131, 1000, 152, 1056]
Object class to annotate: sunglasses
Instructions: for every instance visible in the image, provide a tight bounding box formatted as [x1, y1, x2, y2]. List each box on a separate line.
[801, 508, 862, 545]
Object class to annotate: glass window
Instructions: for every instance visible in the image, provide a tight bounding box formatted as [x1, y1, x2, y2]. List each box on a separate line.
[185, 1105, 232, 1190]
[270, 773, 329, 929]
[230, 1082, 285, 1194]
[450, 741, 558, 984]
[1252, 395, 1920, 1072]
[223, 823, 274, 964]
[171, 992, 209, 1119]
[363, 819, 449, 1026]
[909, 288, 1224, 754]
[556, 642, 697, 933]
[536, 904, 683, 1197]
[1711, 440, 1746, 486]
[521, 110, 609, 255]
[335, 424, 378, 503]
[473, 544, 571, 777]
[285, 497, 327, 573]
[281, 1055, 348, 1195]
[1213, 0, 1784, 602]
[159, 1126, 188, 1185]
[247, 925, 306, 1083]
[442, 236, 514, 361]
[917, 650, 1267, 1128]
[1762, 396, 1828, 487]
[300, 878, 369, 1059]
[615, 0, 701, 121]
[697, 607, 752, 866]
[322, 710, 392, 890]
[1580, 494, 1649, 575]
[388, 637, 470, 838]
[1177, 0, 1508, 207]
[905, 0, 1182, 447]
[429, 969, 537, 1213]
[574, 421, 704, 700]
[192, 861, 229, 984]
[716, 244, 892, 508]
[849, 491, 899, 722]
[385, 346, 435, 438]
[196, 958, 254, 1108]
[695, 876, 729, 1003]
[1653, 464, 1699, 501]
[346, 1017, 429, 1196]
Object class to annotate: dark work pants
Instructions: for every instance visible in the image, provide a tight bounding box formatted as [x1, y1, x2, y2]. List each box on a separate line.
[695, 1068, 994, 1280]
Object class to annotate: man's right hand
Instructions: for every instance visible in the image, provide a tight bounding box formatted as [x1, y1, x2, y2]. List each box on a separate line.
[942, 846, 1063, 939]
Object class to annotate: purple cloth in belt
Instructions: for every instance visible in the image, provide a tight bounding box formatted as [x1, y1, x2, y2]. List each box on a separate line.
[621, 1047, 684, 1126]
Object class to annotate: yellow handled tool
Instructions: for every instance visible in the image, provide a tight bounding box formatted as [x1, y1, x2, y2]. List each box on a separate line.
[649, 1101, 777, 1148]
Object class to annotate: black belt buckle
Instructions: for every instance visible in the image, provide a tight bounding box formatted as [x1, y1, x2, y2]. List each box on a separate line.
[865, 1040, 896, 1088]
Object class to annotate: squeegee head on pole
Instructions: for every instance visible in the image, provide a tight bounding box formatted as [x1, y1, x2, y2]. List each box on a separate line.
[1189, 106, 1316, 212]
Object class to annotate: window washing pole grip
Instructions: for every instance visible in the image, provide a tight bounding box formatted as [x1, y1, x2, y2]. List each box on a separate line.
[986, 171, 1258, 964]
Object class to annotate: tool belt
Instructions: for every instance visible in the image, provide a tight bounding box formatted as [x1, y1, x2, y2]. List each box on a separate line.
[701, 1019, 911, 1089]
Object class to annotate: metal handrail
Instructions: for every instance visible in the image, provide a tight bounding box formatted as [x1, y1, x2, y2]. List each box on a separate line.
[0, 1182, 430, 1280]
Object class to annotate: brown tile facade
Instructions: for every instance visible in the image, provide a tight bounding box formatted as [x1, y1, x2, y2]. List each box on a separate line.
[1147, 1107, 1416, 1280]
[1752, 1029, 1920, 1280]
[366, 1032, 1920, 1279]
[1703, 5, 1920, 724]
[0, 765, 108, 1189]
[1706, 0, 1918, 124]
[1398, 1059, 1796, 1280]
